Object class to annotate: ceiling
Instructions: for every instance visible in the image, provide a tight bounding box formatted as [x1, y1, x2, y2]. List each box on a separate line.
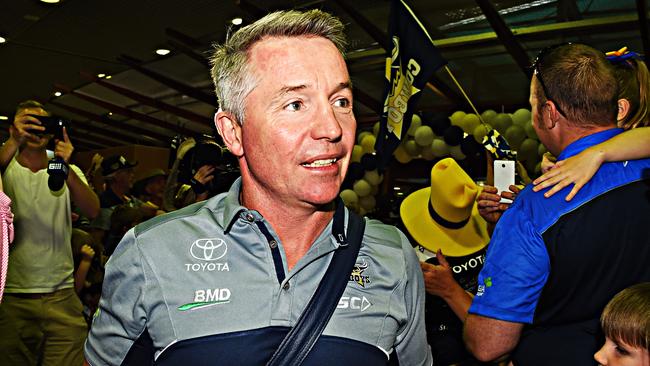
[0, 0, 645, 152]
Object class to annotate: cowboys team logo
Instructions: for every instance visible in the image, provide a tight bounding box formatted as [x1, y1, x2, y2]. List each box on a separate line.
[349, 260, 371, 288]
[190, 238, 227, 261]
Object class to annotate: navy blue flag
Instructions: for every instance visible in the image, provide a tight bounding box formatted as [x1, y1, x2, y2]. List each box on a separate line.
[374, 0, 448, 172]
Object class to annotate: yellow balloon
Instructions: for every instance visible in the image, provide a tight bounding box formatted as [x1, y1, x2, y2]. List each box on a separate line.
[518, 138, 538, 162]
[360, 134, 376, 154]
[357, 131, 371, 145]
[473, 124, 490, 144]
[407, 114, 422, 136]
[505, 125, 526, 151]
[450, 111, 466, 127]
[359, 195, 376, 211]
[414, 125, 434, 147]
[353, 179, 372, 197]
[394, 145, 413, 164]
[351, 145, 364, 163]
[460, 113, 480, 134]
[373, 121, 381, 137]
[481, 109, 497, 124]
[339, 189, 359, 204]
[492, 113, 513, 134]
[404, 139, 421, 157]
[431, 138, 449, 157]
[364, 170, 383, 185]
[512, 108, 531, 127]
[420, 144, 436, 160]
[449, 145, 466, 160]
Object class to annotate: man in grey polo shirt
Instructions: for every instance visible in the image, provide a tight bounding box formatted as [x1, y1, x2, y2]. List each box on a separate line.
[85, 9, 432, 366]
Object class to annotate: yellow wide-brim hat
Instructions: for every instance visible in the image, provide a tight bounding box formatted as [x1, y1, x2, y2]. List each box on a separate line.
[400, 158, 489, 257]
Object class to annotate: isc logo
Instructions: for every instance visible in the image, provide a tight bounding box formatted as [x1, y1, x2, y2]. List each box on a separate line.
[337, 296, 371, 311]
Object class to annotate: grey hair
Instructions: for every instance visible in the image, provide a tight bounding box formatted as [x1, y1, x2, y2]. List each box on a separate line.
[209, 9, 348, 124]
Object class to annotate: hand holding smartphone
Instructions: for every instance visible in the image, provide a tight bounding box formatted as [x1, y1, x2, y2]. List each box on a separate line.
[493, 160, 515, 203]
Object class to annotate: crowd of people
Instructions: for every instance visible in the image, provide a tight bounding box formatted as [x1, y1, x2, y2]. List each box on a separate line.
[0, 9, 648, 366]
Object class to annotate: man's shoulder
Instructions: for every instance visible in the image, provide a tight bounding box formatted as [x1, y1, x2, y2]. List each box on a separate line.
[134, 194, 227, 237]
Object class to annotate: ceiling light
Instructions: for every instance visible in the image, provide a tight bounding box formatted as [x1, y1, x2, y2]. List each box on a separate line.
[105, 75, 112, 79]
[155, 48, 171, 56]
[40, 0, 60, 3]
[97, 73, 106, 78]
[0, 36, 6, 44]
[0, 116, 8, 121]
[231, 18, 243, 25]
[54, 91, 62, 97]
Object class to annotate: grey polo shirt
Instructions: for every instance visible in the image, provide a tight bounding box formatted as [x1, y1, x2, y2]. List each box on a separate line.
[85, 178, 432, 365]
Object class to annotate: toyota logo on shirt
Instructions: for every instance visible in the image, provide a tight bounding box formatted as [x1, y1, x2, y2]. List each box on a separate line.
[190, 238, 227, 261]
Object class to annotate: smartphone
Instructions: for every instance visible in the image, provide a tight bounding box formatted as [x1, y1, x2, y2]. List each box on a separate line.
[493, 160, 515, 203]
[28, 114, 68, 141]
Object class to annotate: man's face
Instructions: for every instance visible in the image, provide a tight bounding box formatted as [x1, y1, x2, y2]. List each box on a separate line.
[529, 77, 556, 155]
[113, 168, 134, 191]
[238, 36, 356, 207]
[594, 336, 649, 366]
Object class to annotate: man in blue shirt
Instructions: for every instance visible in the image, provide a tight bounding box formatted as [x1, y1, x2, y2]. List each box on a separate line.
[464, 43, 650, 365]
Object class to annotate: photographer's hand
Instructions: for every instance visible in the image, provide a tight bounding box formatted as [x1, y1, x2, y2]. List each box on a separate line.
[54, 127, 74, 163]
[10, 111, 45, 145]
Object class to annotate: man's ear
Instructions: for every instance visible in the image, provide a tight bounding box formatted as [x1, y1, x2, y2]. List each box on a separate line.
[545, 100, 561, 129]
[617, 98, 631, 123]
[214, 111, 244, 157]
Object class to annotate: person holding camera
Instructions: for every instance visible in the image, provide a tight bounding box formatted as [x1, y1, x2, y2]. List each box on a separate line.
[0, 100, 99, 366]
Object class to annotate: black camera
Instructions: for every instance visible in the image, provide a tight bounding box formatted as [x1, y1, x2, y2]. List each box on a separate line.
[178, 136, 239, 196]
[28, 114, 69, 141]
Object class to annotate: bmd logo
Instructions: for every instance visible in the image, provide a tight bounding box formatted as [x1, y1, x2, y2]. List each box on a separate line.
[190, 238, 227, 261]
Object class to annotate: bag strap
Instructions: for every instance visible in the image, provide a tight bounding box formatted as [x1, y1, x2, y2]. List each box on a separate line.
[266, 201, 365, 366]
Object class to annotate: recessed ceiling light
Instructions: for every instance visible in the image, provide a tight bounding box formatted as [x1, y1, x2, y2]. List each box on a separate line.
[105, 75, 112, 79]
[40, 0, 60, 3]
[0, 116, 8, 121]
[231, 18, 243, 25]
[155, 48, 171, 56]
[108, 112, 113, 116]
[97, 73, 106, 78]
[0, 36, 6, 44]
[54, 91, 62, 97]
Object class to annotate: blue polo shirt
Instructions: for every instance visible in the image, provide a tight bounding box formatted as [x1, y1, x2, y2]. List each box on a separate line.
[469, 128, 650, 364]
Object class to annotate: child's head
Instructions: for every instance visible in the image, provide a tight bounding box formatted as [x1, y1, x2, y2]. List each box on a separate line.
[607, 49, 650, 129]
[594, 282, 650, 366]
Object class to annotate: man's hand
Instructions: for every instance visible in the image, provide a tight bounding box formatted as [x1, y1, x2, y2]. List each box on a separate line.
[477, 185, 513, 224]
[80, 244, 95, 263]
[54, 127, 74, 163]
[420, 250, 457, 300]
[10, 111, 45, 145]
[193, 164, 216, 186]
